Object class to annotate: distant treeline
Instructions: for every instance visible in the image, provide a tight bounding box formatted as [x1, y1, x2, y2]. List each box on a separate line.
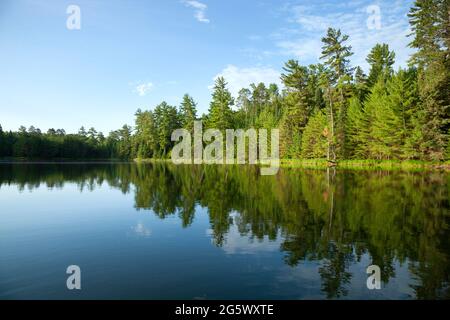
[1, 0, 448, 161]
[0, 126, 129, 159]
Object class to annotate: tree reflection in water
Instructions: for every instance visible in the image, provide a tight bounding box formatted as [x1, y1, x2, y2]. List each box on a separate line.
[1, 162, 449, 299]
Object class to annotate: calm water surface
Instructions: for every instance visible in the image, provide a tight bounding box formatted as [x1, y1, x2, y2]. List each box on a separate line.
[0, 163, 449, 299]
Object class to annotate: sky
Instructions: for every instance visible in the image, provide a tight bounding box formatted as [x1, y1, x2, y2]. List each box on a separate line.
[0, 0, 415, 134]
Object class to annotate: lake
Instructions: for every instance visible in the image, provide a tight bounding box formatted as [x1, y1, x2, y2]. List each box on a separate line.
[0, 162, 449, 299]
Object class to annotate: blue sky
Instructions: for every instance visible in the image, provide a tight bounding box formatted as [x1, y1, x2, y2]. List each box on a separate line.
[0, 0, 415, 134]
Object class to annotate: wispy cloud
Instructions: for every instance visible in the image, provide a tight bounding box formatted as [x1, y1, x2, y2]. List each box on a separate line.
[133, 82, 154, 97]
[211, 65, 282, 98]
[182, 0, 210, 23]
[273, 0, 415, 70]
[132, 222, 151, 237]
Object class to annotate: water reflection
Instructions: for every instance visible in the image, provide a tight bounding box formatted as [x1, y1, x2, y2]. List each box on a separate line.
[0, 162, 449, 299]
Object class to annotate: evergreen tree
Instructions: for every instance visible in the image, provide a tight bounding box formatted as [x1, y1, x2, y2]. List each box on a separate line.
[345, 97, 368, 158]
[364, 79, 403, 159]
[321, 28, 354, 83]
[236, 88, 252, 127]
[117, 124, 133, 159]
[250, 83, 270, 122]
[134, 109, 157, 158]
[366, 43, 396, 87]
[354, 67, 369, 102]
[280, 60, 311, 158]
[301, 110, 328, 159]
[179, 94, 198, 133]
[154, 102, 180, 157]
[206, 77, 234, 131]
[307, 64, 326, 112]
[408, 0, 450, 160]
[320, 28, 354, 161]
[78, 126, 87, 137]
[87, 127, 98, 142]
[386, 68, 421, 159]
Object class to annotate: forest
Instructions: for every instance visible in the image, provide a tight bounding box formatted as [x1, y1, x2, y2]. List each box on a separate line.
[0, 0, 448, 162]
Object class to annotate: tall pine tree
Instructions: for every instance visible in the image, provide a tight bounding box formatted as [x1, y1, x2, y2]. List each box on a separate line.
[320, 28, 354, 161]
[408, 0, 450, 160]
[206, 77, 234, 131]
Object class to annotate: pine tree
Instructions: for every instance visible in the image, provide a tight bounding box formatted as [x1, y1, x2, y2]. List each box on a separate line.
[87, 127, 98, 142]
[267, 83, 283, 122]
[408, 0, 450, 160]
[386, 68, 421, 159]
[279, 61, 311, 158]
[250, 83, 270, 122]
[279, 92, 309, 158]
[345, 96, 368, 158]
[354, 67, 369, 103]
[179, 94, 198, 133]
[301, 110, 328, 159]
[118, 124, 133, 159]
[366, 43, 396, 87]
[236, 88, 252, 127]
[154, 102, 180, 156]
[320, 28, 354, 161]
[307, 64, 326, 112]
[206, 77, 234, 131]
[321, 28, 354, 83]
[78, 126, 87, 137]
[364, 79, 403, 159]
[134, 109, 157, 158]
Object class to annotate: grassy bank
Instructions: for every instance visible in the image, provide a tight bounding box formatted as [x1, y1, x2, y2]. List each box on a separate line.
[280, 159, 450, 171]
[135, 158, 450, 171]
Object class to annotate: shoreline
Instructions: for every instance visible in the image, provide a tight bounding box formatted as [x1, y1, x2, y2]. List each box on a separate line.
[134, 158, 450, 171]
[1, 158, 449, 171]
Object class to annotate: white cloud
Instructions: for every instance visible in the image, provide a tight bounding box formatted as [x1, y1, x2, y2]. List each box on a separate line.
[182, 0, 210, 23]
[277, 38, 323, 62]
[133, 82, 153, 97]
[274, 1, 415, 70]
[207, 212, 283, 255]
[211, 65, 282, 98]
[132, 222, 151, 237]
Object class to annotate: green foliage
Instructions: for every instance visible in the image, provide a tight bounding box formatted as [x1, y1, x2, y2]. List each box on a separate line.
[280, 61, 311, 158]
[206, 77, 234, 131]
[154, 102, 180, 157]
[320, 28, 354, 161]
[0, 125, 119, 159]
[320, 28, 354, 82]
[179, 94, 197, 133]
[367, 79, 403, 159]
[235, 82, 282, 130]
[408, 0, 450, 160]
[134, 109, 157, 159]
[366, 43, 396, 87]
[301, 110, 328, 158]
[345, 97, 368, 158]
[279, 91, 309, 158]
[353, 67, 369, 102]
